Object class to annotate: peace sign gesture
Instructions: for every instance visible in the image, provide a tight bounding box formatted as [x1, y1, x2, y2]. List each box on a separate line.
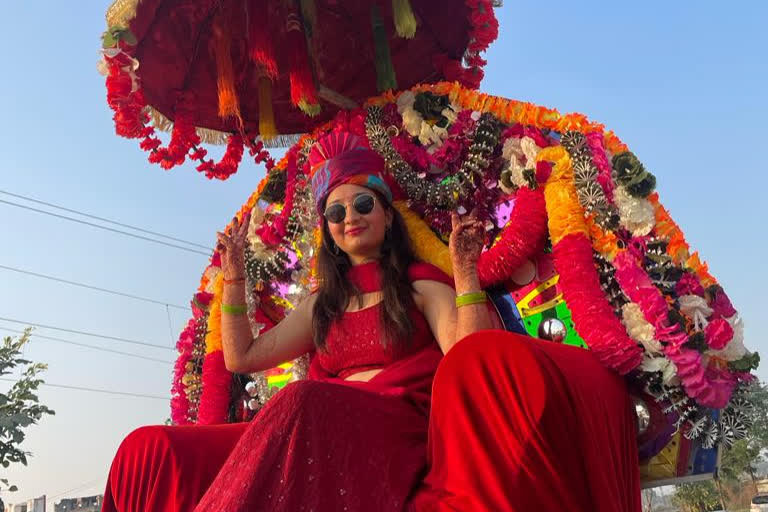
[216, 211, 251, 280]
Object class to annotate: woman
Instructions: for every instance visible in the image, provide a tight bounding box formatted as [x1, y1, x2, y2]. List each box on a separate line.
[102, 132, 640, 511]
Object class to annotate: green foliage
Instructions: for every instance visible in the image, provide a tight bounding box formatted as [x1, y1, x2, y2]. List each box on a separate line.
[672, 481, 721, 512]
[722, 381, 768, 476]
[720, 438, 762, 483]
[0, 329, 54, 492]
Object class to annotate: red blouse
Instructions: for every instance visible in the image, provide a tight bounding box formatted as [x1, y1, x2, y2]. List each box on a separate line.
[314, 261, 453, 379]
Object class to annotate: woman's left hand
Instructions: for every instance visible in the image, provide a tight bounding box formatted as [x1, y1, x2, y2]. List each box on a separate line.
[449, 209, 486, 277]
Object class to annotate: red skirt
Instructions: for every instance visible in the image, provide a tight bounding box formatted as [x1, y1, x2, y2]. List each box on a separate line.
[102, 332, 640, 512]
[409, 332, 641, 511]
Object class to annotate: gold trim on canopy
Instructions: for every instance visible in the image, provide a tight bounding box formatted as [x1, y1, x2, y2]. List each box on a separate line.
[148, 106, 303, 148]
[106, 0, 142, 27]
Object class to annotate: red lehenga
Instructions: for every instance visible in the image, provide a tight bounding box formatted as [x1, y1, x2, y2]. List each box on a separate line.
[101, 263, 640, 512]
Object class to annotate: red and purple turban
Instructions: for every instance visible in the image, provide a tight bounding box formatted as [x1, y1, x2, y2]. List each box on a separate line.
[308, 132, 393, 215]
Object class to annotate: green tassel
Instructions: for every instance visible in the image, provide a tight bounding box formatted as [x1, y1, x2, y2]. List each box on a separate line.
[371, 5, 397, 92]
[392, 0, 417, 38]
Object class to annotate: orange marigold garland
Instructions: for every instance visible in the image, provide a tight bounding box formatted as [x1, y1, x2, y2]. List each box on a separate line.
[539, 146, 643, 375]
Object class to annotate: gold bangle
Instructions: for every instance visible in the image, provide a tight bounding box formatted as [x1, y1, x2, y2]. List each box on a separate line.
[221, 303, 248, 315]
[223, 277, 246, 285]
[455, 291, 487, 308]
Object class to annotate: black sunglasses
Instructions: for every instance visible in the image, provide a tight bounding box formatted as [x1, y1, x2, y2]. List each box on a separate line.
[323, 193, 377, 224]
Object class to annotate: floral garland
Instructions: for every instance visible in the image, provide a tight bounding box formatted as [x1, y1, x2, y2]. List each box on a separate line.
[561, 131, 619, 230]
[102, 0, 500, 179]
[476, 187, 548, 288]
[170, 318, 196, 425]
[432, 0, 499, 89]
[538, 145, 644, 375]
[100, 30, 275, 181]
[170, 308, 208, 425]
[169, 83, 757, 452]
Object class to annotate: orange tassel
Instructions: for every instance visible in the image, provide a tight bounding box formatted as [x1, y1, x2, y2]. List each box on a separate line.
[258, 76, 278, 140]
[212, 11, 242, 124]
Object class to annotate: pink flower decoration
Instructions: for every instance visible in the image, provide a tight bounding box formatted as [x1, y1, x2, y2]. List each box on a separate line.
[612, 250, 738, 408]
[585, 131, 615, 200]
[710, 289, 737, 319]
[535, 161, 553, 184]
[502, 125, 551, 148]
[705, 317, 734, 350]
[676, 272, 705, 297]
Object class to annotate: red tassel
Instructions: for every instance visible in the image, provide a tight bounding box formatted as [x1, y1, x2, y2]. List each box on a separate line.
[285, 7, 319, 114]
[246, 0, 278, 79]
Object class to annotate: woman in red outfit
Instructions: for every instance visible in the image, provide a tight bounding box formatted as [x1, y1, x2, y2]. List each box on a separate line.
[102, 132, 641, 512]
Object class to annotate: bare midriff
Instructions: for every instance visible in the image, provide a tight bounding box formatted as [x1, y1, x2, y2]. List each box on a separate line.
[344, 368, 384, 382]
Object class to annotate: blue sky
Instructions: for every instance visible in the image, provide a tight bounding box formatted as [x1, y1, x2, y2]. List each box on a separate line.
[1, 1, 766, 506]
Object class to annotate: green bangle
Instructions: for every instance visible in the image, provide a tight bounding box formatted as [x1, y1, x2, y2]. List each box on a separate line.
[221, 303, 248, 315]
[455, 291, 487, 308]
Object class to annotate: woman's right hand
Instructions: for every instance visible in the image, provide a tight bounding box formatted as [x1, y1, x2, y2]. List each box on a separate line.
[216, 211, 251, 280]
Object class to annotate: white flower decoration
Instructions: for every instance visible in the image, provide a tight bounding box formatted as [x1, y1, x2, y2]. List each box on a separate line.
[520, 137, 541, 167]
[401, 109, 423, 137]
[441, 105, 459, 123]
[621, 303, 663, 354]
[500, 137, 541, 191]
[679, 294, 713, 331]
[396, 91, 450, 148]
[613, 187, 655, 237]
[641, 355, 679, 386]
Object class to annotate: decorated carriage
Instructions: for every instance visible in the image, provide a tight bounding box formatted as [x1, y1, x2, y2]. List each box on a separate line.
[101, 0, 759, 488]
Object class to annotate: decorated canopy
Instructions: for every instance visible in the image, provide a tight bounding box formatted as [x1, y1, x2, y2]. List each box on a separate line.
[101, 0, 499, 178]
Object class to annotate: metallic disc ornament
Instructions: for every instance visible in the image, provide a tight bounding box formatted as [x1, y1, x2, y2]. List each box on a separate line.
[538, 317, 567, 342]
[632, 396, 651, 436]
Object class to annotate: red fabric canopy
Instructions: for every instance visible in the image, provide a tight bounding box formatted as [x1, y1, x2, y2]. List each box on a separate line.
[108, 0, 497, 136]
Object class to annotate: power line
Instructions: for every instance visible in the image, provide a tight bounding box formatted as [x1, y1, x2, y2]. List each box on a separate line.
[0, 326, 174, 364]
[0, 316, 175, 351]
[0, 198, 210, 256]
[0, 188, 210, 249]
[0, 264, 189, 311]
[0, 378, 170, 400]
[46, 478, 104, 502]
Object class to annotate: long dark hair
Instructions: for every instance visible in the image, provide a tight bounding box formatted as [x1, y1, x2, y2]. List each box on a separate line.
[312, 195, 415, 352]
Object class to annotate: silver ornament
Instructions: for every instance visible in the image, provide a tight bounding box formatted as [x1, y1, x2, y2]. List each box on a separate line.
[247, 398, 260, 411]
[245, 380, 258, 396]
[538, 318, 567, 342]
[632, 396, 651, 436]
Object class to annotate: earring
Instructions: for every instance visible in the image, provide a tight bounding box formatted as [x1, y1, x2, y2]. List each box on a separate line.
[331, 241, 340, 255]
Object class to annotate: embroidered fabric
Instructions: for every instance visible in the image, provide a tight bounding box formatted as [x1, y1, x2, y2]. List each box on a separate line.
[192, 262, 449, 511]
